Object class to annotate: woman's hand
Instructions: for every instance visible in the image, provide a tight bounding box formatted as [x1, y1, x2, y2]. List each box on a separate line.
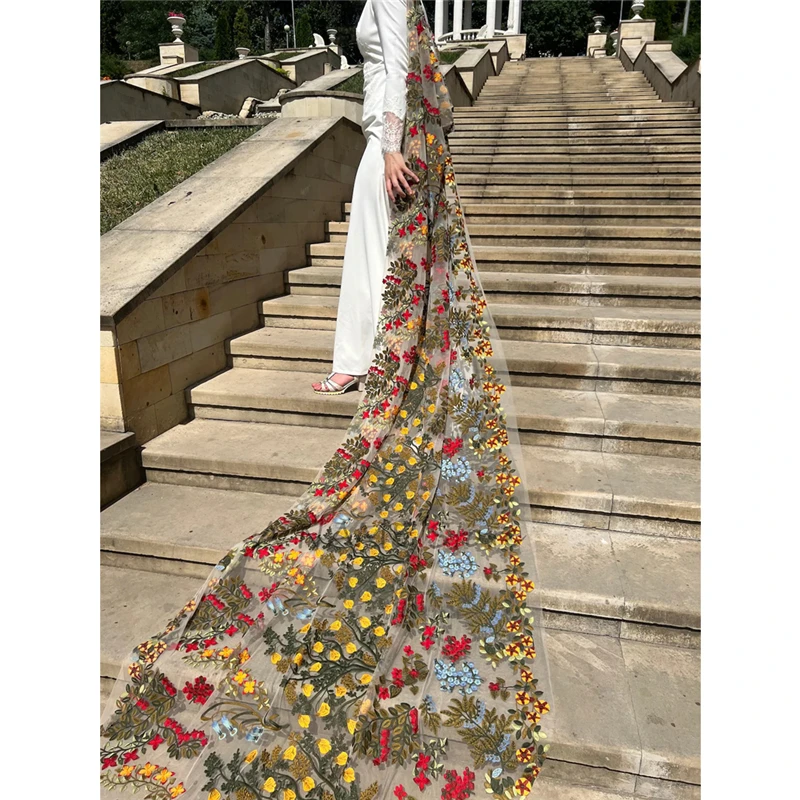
[384, 152, 419, 203]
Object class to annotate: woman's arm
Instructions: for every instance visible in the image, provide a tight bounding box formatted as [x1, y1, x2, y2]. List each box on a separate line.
[374, 0, 418, 202]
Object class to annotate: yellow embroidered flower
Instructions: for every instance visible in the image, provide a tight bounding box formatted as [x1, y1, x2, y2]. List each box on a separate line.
[235, 669, 249, 683]
[330, 619, 342, 632]
[360, 591, 372, 602]
[209, 790, 222, 800]
[270, 652, 281, 665]
[239, 648, 250, 663]
[302, 777, 316, 792]
[120, 765, 134, 778]
[348, 576, 359, 588]
[336, 752, 349, 766]
[293, 652, 304, 665]
[312, 641, 325, 653]
[155, 768, 173, 785]
[373, 626, 386, 637]
[344, 599, 354, 609]
[343, 768, 356, 783]
[385, 604, 394, 614]
[317, 702, 331, 717]
[310, 662, 322, 673]
[345, 642, 357, 654]
[283, 745, 297, 761]
[302, 683, 314, 697]
[330, 649, 341, 662]
[360, 673, 372, 685]
[283, 790, 296, 800]
[139, 763, 157, 777]
[317, 738, 332, 755]
[376, 577, 387, 588]
[335, 684, 347, 697]
[169, 785, 186, 798]
[347, 719, 357, 735]
[243, 680, 256, 694]
[298, 714, 311, 728]
[262, 777, 277, 793]
[219, 647, 234, 658]
[244, 749, 259, 764]
[359, 616, 371, 628]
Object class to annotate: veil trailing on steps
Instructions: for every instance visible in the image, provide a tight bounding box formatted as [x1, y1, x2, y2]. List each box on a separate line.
[100, 3, 554, 798]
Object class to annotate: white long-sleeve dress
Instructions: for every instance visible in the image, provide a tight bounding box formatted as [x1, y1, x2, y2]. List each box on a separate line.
[332, 0, 408, 377]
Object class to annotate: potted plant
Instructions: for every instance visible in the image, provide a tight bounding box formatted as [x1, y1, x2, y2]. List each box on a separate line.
[167, 11, 186, 43]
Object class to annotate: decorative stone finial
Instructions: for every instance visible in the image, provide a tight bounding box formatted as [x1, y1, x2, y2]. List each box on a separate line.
[327, 29, 338, 45]
[167, 12, 186, 43]
[610, 29, 619, 54]
[593, 15, 605, 34]
[235, 47, 251, 59]
[631, 1, 645, 20]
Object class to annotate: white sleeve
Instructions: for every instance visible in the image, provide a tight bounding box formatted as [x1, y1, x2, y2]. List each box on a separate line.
[373, 0, 408, 154]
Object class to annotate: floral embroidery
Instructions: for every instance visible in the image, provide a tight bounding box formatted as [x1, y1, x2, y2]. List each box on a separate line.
[101, 2, 549, 799]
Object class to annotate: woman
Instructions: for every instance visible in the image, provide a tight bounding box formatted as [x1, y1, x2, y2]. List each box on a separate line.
[312, 0, 417, 395]
[100, 3, 552, 798]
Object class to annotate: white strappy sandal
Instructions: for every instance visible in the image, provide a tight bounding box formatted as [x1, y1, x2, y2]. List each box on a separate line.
[312, 372, 365, 396]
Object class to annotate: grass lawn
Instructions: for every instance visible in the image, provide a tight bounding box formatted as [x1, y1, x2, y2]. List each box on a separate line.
[334, 70, 364, 95]
[439, 50, 466, 64]
[168, 60, 228, 78]
[100, 126, 260, 234]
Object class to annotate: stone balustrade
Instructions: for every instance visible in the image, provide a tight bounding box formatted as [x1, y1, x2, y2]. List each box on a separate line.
[100, 116, 365, 446]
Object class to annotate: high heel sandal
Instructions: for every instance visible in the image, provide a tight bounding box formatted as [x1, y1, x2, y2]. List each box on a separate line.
[312, 372, 365, 396]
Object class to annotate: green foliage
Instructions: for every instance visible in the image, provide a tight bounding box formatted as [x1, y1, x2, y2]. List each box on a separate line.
[100, 126, 260, 234]
[168, 61, 227, 78]
[644, 0, 677, 40]
[214, 9, 233, 60]
[100, 51, 128, 80]
[233, 7, 252, 49]
[184, 4, 217, 60]
[520, 0, 595, 57]
[334, 70, 365, 96]
[672, 30, 700, 62]
[295, 10, 313, 48]
[440, 49, 466, 64]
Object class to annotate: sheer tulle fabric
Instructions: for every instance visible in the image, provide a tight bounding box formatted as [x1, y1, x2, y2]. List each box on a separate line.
[100, 3, 552, 798]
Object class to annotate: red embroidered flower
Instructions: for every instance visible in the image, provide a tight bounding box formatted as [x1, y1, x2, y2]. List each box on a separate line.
[394, 786, 408, 800]
[102, 756, 117, 769]
[123, 749, 139, 764]
[148, 734, 165, 750]
[182, 676, 214, 705]
[442, 635, 472, 663]
[378, 686, 391, 700]
[488, 682, 500, 692]
[391, 667, 405, 688]
[442, 768, 476, 800]
[161, 676, 177, 696]
[443, 528, 468, 551]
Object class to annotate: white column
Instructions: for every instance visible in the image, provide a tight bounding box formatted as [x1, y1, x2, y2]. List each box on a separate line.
[453, 0, 464, 41]
[511, 0, 522, 34]
[485, 0, 496, 37]
[435, 0, 445, 40]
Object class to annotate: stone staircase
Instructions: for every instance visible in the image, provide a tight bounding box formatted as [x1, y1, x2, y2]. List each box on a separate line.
[101, 57, 700, 798]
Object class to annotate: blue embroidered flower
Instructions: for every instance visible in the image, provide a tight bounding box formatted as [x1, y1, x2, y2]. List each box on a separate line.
[441, 455, 471, 482]
[433, 659, 482, 695]
[438, 550, 478, 578]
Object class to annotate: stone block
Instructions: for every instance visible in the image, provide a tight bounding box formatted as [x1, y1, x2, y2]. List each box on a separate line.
[115, 298, 166, 345]
[121, 364, 172, 414]
[161, 288, 211, 329]
[230, 303, 260, 335]
[100, 346, 119, 384]
[183, 250, 261, 289]
[125, 405, 159, 444]
[149, 268, 187, 299]
[100, 330, 115, 348]
[136, 325, 194, 374]
[100, 383, 124, 420]
[154, 391, 189, 435]
[190, 312, 232, 352]
[168, 344, 227, 394]
[118, 341, 141, 382]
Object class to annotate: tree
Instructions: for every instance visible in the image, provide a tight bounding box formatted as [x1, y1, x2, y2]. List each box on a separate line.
[644, 0, 677, 40]
[520, 0, 595, 57]
[295, 10, 313, 48]
[185, 3, 217, 60]
[233, 7, 252, 50]
[214, 9, 233, 59]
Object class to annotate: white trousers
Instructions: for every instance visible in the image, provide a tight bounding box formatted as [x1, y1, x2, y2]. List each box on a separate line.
[332, 69, 391, 376]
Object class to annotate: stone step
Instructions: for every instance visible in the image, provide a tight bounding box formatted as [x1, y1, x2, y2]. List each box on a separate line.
[100, 563, 699, 788]
[455, 187, 700, 206]
[309, 242, 701, 274]
[461, 110, 698, 122]
[346, 203, 700, 227]
[469, 100, 693, 111]
[189, 367, 699, 459]
[229, 328, 700, 397]
[453, 123, 701, 136]
[260, 294, 700, 349]
[454, 162, 700, 174]
[452, 153, 700, 165]
[450, 133, 701, 144]
[287, 265, 700, 308]
[457, 174, 701, 187]
[327, 222, 701, 252]
[101, 482, 699, 636]
[449, 144, 702, 155]
[140, 417, 700, 534]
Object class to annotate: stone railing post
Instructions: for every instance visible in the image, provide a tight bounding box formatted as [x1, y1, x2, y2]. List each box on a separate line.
[586, 16, 607, 58]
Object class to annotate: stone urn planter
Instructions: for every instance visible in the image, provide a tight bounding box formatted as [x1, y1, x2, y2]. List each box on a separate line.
[631, 1, 645, 20]
[236, 47, 251, 59]
[593, 15, 605, 33]
[166, 12, 186, 43]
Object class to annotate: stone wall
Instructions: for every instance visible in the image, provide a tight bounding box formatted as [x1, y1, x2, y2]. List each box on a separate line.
[100, 116, 365, 444]
[178, 60, 296, 114]
[455, 47, 496, 100]
[100, 80, 199, 123]
[281, 49, 342, 85]
[282, 92, 364, 127]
